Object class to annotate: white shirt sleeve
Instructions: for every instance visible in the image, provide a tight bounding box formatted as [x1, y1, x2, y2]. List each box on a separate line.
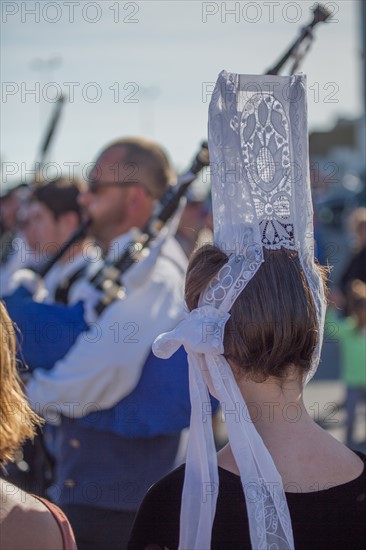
[27, 250, 186, 420]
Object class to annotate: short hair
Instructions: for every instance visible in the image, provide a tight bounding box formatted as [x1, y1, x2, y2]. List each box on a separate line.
[185, 245, 326, 382]
[100, 137, 175, 199]
[31, 178, 85, 222]
[0, 302, 43, 464]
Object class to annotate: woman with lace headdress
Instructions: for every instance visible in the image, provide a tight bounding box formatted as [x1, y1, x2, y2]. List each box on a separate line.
[0, 301, 77, 550]
[128, 72, 366, 550]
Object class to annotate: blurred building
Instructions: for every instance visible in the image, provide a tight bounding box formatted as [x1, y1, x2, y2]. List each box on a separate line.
[310, 116, 365, 199]
[308, 116, 365, 282]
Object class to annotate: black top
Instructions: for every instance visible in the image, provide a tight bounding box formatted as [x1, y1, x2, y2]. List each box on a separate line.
[128, 451, 366, 550]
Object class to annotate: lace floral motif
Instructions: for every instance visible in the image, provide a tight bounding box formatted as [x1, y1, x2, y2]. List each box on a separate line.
[247, 479, 294, 550]
[241, 93, 295, 250]
[237, 93, 295, 251]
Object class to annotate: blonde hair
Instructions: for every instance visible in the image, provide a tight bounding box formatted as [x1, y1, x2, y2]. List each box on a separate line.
[0, 301, 43, 464]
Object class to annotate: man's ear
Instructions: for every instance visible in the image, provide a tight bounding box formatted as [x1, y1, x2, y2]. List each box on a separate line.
[59, 211, 80, 233]
[128, 185, 153, 209]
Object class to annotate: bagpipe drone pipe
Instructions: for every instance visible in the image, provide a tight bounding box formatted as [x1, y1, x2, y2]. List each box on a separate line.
[4, 142, 213, 437]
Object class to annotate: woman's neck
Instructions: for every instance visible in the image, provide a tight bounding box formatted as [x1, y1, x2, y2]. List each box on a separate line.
[217, 374, 364, 488]
[235, 375, 312, 436]
[217, 374, 316, 475]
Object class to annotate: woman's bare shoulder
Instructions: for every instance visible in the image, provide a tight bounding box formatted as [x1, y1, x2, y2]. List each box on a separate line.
[280, 428, 365, 491]
[318, 432, 365, 481]
[0, 480, 64, 550]
[218, 431, 365, 493]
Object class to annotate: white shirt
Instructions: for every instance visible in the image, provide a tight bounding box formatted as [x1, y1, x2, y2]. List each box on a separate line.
[43, 248, 98, 303]
[0, 234, 37, 296]
[3, 239, 101, 304]
[27, 233, 187, 422]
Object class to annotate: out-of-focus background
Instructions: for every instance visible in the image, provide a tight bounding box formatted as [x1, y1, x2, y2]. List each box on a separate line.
[1, 0, 365, 449]
[1, 1, 364, 174]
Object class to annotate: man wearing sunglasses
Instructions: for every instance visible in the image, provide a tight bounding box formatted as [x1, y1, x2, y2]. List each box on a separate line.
[26, 137, 188, 550]
[80, 138, 168, 252]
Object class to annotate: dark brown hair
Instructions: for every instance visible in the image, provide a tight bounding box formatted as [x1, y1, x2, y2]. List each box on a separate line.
[31, 178, 85, 222]
[104, 137, 174, 199]
[185, 245, 325, 382]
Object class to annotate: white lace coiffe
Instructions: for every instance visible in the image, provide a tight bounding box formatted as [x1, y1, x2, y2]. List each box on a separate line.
[153, 71, 327, 550]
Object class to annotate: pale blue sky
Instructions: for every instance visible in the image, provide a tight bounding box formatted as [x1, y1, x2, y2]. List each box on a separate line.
[0, 0, 363, 184]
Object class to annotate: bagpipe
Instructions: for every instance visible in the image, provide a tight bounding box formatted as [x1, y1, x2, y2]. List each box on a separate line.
[4, 142, 210, 437]
[34, 94, 66, 184]
[265, 3, 331, 75]
[0, 95, 66, 268]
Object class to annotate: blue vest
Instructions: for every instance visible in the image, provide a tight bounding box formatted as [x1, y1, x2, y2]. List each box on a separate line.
[53, 417, 181, 510]
[78, 346, 191, 437]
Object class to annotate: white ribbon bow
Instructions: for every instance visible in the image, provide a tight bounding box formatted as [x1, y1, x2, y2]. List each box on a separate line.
[153, 305, 231, 359]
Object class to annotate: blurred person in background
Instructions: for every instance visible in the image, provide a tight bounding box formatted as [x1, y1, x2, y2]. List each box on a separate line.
[0, 183, 31, 296]
[2, 178, 99, 498]
[24, 137, 189, 550]
[176, 183, 213, 258]
[11, 177, 97, 304]
[327, 280, 366, 449]
[339, 207, 366, 313]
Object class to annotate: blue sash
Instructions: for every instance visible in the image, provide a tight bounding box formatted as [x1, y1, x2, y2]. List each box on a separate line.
[3, 286, 88, 371]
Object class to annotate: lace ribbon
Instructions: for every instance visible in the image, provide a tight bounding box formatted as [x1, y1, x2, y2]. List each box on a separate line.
[153, 305, 230, 358]
[154, 306, 294, 550]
